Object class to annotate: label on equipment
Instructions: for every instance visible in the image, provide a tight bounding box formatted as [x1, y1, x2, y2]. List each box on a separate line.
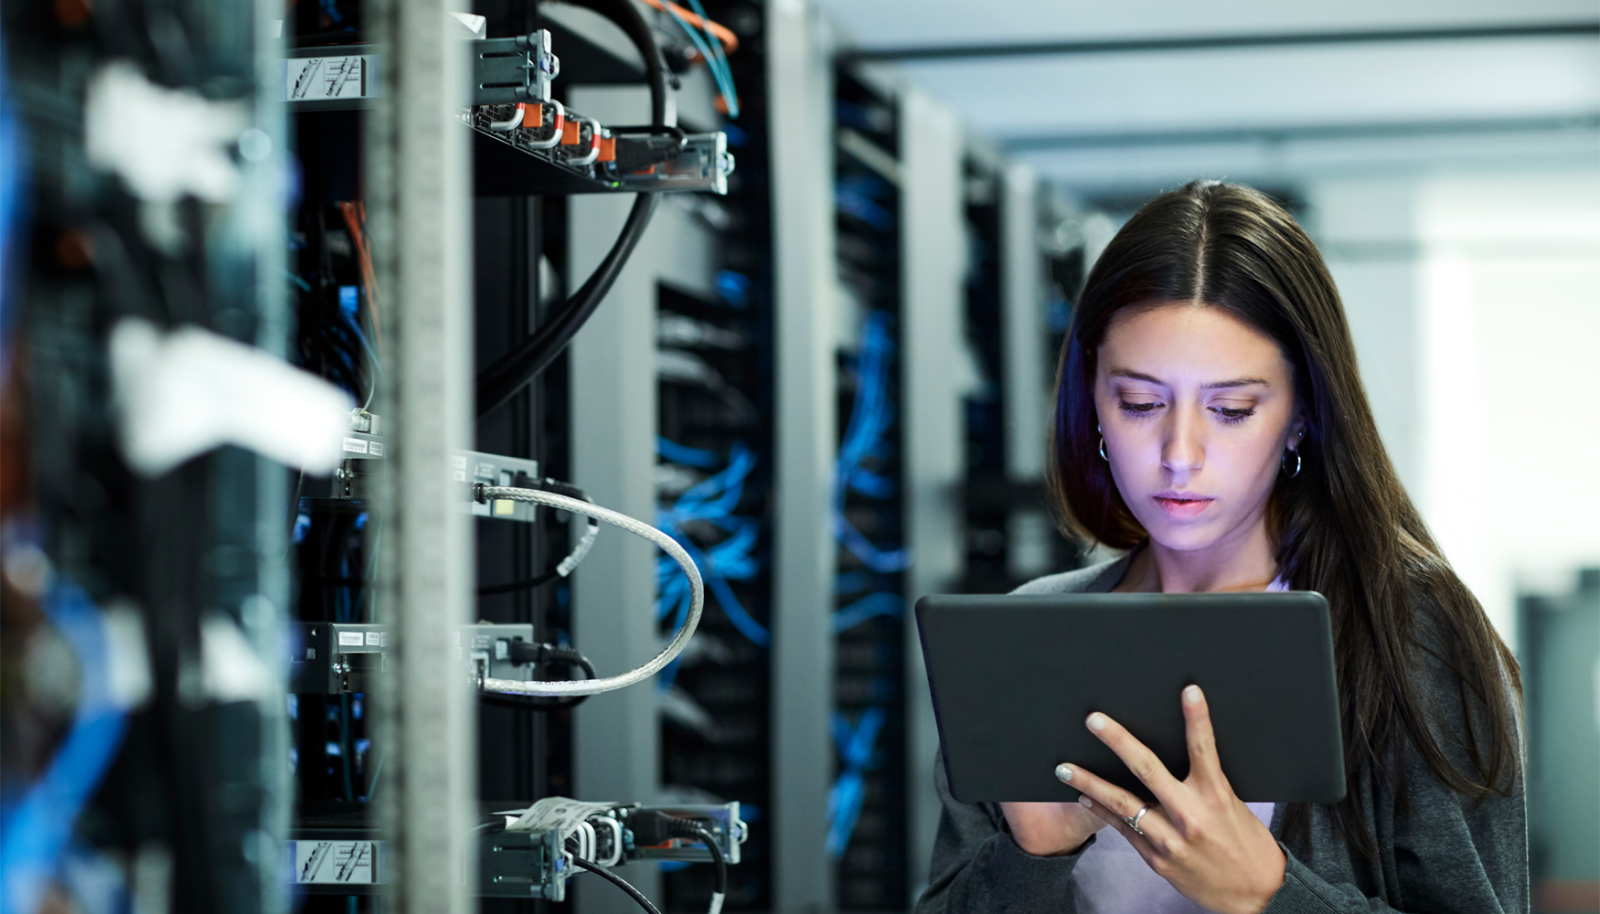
[342, 437, 369, 454]
[366, 632, 381, 646]
[369, 442, 384, 457]
[285, 56, 376, 102]
[288, 840, 381, 884]
[338, 631, 365, 647]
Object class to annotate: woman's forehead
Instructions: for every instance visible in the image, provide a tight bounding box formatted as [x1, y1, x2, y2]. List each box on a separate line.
[1100, 303, 1290, 384]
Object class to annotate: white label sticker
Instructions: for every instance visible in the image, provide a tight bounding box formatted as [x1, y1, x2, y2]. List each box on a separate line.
[342, 437, 369, 454]
[453, 470, 467, 482]
[366, 632, 381, 646]
[369, 442, 384, 457]
[338, 631, 365, 647]
[285, 57, 372, 102]
[290, 840, 378, 884]
[506, 797, 620, 836]
[451, 455, 467, 469]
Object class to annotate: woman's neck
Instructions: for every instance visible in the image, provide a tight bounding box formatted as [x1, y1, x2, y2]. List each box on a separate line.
[1119, 520, 1280, 594]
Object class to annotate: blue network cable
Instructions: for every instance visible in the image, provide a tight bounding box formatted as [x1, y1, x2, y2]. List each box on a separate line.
[835, 175, 895, 232]
[832, 312, 911, 573]
[657, 435, 720, 468]
[0, 579, 131, 914]
[655, 440, 770, 653]
[825, 312, 913, 856]
[831, 592, 903, 634]
[0, 34, 25, 376]
[826, 706, 887, 857]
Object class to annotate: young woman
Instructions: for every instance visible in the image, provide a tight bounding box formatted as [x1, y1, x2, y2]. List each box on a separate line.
[917, 182, 1526, 914]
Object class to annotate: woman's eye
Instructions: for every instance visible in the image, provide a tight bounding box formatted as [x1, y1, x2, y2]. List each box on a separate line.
[1118, 400, 1161, 415]
[1212, 406, 1256, 423]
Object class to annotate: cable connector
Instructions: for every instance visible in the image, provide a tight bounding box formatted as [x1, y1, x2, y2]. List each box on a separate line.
[625, 810, 686, 848]
[507, 639, 589, 670]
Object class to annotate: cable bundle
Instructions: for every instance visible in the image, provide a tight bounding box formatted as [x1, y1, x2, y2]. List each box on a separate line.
[646, 0, 740, 118]
[654, 439, 769, 654]
[827, 310, 910, 857]
[833, 311, 911, 573]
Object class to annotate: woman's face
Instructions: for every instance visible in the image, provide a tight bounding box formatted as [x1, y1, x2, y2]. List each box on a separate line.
[1094, 303, 1304, 555]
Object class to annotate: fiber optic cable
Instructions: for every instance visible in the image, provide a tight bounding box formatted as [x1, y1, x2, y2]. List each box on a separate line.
[684, 0, 738, 118]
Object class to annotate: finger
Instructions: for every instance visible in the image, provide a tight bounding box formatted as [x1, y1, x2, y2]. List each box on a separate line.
[1076, 793, 1161, 864]
[1056, 762, 1171, 846]
[1085, 711, 1185, 804]
[1182, 685, 1222, 784]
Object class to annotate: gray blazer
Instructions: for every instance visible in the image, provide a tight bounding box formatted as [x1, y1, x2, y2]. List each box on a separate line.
[916, 555, 1529, 914]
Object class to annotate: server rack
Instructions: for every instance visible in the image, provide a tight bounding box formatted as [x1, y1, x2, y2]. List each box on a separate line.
[830, 65, 911, 911]
[2, 1, 291, 911]
[956, 158, 1083, 596]
[280, 4, 747, 914]
[958, 154, 1010, 593]
[654, 6, 780, 904]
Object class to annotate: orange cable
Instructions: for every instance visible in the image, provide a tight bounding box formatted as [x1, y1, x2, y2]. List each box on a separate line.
[638, 0, 739, 55]
[338, 202, 383, 356]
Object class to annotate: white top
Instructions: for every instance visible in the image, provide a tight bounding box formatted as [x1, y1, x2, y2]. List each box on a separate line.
[1073, 575, 1288, 913]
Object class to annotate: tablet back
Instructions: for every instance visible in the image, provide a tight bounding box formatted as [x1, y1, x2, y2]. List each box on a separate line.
[915, 592, 1345, 805]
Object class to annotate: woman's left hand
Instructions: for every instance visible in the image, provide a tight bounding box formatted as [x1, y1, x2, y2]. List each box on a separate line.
[1058, 685, 1286, 914]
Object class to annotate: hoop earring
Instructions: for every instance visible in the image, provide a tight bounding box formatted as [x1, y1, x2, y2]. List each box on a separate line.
[1098, 437, 1108, 462]
[1282, 449, 1302, 478]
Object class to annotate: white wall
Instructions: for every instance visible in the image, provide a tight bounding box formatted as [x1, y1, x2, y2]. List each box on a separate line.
[1311, 168, 1600, 645]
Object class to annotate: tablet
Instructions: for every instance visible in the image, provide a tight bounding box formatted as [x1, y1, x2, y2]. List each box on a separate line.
[915, 592, 1345, 805]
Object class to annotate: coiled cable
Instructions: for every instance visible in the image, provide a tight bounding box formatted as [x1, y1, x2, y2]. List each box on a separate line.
[475, 486, 702, 696]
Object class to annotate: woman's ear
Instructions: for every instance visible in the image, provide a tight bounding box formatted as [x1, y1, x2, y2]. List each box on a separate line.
[1287, 409, 1308, 452]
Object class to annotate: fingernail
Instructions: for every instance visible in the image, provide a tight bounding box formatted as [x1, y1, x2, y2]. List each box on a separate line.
[1087, 712, 1107, 731]
[1184, 685, 1202, 704]
[1055, 763, 1074, 782]
[1079, 795, 1094, 808]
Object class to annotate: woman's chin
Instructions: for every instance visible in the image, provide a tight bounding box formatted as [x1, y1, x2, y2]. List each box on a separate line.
[1138, 516, 1229, 554]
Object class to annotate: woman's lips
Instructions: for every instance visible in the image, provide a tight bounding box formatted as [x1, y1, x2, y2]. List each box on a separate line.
[1154, 496, 1214, 519]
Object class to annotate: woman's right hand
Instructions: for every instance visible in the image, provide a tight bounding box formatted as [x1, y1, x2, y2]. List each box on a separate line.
[1000, 792, 1108, 857]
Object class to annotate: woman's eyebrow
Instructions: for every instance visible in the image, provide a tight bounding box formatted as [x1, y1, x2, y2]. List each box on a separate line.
[1107, 369, 1269, 390]
[1202, 377, 1271, 390]
[1108, 369, 1164, 384]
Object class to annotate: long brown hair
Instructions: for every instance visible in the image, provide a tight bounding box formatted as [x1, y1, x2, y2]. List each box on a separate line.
[1047, 181, 1521, 855]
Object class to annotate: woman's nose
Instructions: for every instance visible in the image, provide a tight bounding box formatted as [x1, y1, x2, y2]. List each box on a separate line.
[1161, 409, 1205, 473]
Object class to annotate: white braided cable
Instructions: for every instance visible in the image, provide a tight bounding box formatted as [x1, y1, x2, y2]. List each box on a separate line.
[557, 512, 599, 578]
[477, 486, 702, 696]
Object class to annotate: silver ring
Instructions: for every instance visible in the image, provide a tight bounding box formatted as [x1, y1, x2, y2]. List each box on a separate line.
[1124, 805, 1151, 837]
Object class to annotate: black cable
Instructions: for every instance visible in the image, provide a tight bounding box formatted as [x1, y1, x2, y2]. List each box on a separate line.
[573, 858, 665, 914]
[475, 0, 673, 417]
[628, 812, 729, 914]
[477, 570, 560, 595]
[476, 190, 656, 416]
[687, 823, 728, 912]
